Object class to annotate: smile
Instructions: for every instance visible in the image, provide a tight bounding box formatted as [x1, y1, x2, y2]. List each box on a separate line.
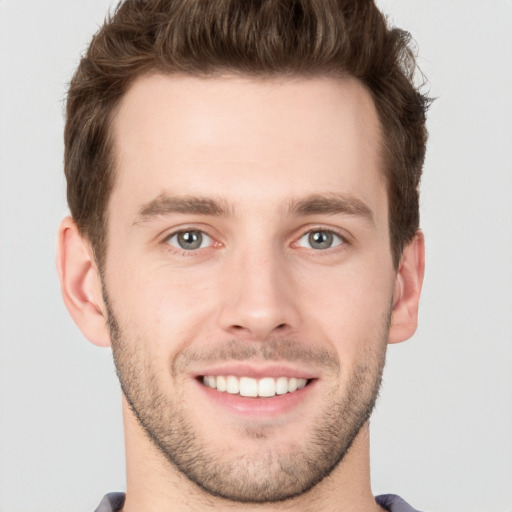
[202, 375, 309, 398]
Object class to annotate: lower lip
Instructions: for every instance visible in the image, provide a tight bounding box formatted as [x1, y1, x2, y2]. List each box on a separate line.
[194, 379, 316, 416]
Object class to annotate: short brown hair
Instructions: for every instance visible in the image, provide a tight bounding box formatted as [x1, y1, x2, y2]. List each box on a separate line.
[65, 0, 430, 269]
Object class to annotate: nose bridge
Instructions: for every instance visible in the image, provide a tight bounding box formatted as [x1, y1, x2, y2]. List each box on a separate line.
[218, 238, 298, 339]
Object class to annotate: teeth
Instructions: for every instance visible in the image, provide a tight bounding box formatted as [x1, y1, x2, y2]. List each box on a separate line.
[275, 376, 288, 395]
[216, 375, 227, 392]
[240, 377, 258, 397]
[202, 375, 308, 397]
[226, 375, 239, 394]
[258, 377, 276, 397]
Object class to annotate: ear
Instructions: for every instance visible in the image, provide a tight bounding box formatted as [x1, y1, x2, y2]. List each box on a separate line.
[56, 217, 111, 347]
[388, 230, 425, 344]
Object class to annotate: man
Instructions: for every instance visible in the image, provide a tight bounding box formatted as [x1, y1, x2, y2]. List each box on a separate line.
[56, 0, 429, 511]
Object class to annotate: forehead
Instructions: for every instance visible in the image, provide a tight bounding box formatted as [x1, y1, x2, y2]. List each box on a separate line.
[110, 73, 386, 221]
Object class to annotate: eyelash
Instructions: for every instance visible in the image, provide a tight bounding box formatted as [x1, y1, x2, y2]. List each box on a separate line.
[162, 228, 217, 255]
[161, 226, 349, 255]
[294, 226, 347, 251]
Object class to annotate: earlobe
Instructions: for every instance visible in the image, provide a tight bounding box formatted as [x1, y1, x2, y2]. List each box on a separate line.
[388, 230, 425, 344]
[56, 217, 111, 347]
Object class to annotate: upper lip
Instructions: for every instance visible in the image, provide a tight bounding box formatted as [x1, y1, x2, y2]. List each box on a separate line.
[191, 362, 319, 380]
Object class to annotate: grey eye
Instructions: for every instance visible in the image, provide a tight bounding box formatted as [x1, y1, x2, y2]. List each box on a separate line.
[167, 230, 212, 250]
[297, 230, 343, 250]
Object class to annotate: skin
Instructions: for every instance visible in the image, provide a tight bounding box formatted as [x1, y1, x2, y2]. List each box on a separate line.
[57, 74, 424, 512]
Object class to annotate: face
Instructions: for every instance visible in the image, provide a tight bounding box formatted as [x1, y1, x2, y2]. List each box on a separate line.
[104, 74, 395, 502]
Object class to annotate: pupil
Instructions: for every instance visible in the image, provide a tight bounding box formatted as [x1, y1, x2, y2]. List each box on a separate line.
[178, 231, 202, 250]
[309, 231, 332, 249]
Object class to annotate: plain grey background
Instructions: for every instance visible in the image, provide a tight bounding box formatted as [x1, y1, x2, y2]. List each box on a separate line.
[0, 1, 511, 511]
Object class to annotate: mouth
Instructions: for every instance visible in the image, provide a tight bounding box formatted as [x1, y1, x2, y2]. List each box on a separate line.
[201, 375, 311, 398]
[193, 364, 318, 416]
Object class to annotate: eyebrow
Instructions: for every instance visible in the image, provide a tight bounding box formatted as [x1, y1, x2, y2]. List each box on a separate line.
[133, 192, 374, 225]
[288, 193, 374, 224]
[134, 194, 231, 224]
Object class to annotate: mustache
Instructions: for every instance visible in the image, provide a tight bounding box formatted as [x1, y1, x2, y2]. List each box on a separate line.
[172, 338, 341, 374]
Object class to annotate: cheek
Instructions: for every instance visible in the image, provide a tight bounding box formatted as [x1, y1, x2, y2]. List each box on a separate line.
[109, 263, 219, 353]
[296, 261, 393, 354]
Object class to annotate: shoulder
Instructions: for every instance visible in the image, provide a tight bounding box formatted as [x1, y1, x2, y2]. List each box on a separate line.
[93, 492, 126, 512]
[376, 494, 423, 512]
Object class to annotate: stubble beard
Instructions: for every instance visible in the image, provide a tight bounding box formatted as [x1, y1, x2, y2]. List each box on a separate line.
[105, 293, 389, 504]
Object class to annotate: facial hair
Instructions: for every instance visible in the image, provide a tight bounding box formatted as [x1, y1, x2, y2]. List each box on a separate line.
[104, 289, 389, 504]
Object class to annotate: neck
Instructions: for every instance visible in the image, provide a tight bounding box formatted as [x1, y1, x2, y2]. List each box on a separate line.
[121, 399, 383, 512]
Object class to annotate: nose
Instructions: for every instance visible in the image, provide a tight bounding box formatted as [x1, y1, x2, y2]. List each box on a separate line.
[217, 248, 300, 341]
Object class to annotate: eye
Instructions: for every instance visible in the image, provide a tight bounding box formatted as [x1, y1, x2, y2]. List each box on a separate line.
[165, 230, 213, 251]
[297, 229, 344, 250]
